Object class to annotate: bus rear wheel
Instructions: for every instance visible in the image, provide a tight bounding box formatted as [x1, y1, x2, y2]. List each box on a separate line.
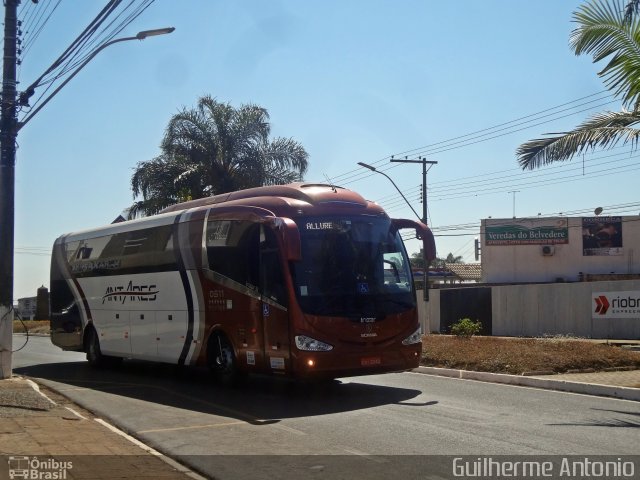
[209, 334, 241, 384]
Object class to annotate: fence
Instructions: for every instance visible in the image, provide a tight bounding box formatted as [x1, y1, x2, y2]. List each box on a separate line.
[422, 279, 640, 339]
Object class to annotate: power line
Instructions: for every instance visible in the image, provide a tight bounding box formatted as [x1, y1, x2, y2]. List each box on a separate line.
[19, 0, 64, 65]
[19, 0, 158, 119]
[428, 143, 635, 191]
[431, 162, 640, 202]
[428, 201, 640, 234]
[405, 98, 617, 159]
[340, 93, 624, 218]
[373, 144, 638, 214]
[383, 91, 614, 162]
[332, 90, 615, 186]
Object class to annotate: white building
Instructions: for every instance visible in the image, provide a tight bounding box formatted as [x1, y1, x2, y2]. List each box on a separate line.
[17, 297, 37, 320]
[425, 215, 640, 338]
[481, 215, 639, 284]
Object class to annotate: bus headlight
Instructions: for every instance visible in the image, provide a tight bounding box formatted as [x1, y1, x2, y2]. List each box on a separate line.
[402, 327, 422, 345]
[295, 335, 333, 352]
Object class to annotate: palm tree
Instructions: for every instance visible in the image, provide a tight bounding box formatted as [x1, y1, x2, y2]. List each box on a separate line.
[624, 0, 640, 24]
[517, 0, 640, 170]
[129, 96, 308, 217]
[444, 253, 464, 264]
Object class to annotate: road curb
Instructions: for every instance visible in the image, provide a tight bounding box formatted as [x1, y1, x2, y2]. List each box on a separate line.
[412, 366, 640, 402]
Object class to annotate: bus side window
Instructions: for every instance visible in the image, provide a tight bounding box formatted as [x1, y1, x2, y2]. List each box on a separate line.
[206, 220, 260, 289]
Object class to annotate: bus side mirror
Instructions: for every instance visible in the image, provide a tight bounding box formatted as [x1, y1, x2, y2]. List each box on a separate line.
[392, 218, 436, 302]
[271, 217, 301, 261]
[391, 218, 436, 262]
[421, 228, 436, 263]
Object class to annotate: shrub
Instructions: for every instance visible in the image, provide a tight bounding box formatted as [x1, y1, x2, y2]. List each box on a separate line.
[451, 318, 482, 338]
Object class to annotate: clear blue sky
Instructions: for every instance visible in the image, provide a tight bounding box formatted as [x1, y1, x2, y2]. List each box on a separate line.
[12, 0, 639, 300]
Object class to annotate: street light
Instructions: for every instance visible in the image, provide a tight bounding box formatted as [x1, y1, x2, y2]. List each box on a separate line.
[19, 27, 175, 129]
[357, 162, 422, 221]
[136, 27, 175, 39]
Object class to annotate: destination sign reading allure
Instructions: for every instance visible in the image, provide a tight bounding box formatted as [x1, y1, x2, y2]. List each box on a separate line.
[305, 222, 338, 230]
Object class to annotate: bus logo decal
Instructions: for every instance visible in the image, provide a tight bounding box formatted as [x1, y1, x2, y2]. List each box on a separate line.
[361, 323, 377, 338]
[102, 281, 159, 304]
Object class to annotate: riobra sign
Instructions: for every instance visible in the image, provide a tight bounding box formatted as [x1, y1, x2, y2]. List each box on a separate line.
[592, 291, 640, 319]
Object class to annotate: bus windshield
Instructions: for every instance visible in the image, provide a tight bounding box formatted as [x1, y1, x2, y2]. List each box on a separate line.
[291, 216, 415, 317]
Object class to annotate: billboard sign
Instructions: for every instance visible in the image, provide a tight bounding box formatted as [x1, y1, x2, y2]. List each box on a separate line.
[592, 291, 640, 319]
[582, 216, 623, 256]
[485, 218, 568, 246]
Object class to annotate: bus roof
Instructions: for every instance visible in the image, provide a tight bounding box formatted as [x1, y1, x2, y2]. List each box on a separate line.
[159, 183, 373, 214]
[58, 183, 388, 242]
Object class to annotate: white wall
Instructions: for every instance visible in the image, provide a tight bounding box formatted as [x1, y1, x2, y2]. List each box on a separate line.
[416, 289, 434, 333]
[481, 216, 639, 283]
[427, 280, 640, 339]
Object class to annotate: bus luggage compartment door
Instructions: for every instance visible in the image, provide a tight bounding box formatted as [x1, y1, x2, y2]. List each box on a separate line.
[130, 310, 157, 360]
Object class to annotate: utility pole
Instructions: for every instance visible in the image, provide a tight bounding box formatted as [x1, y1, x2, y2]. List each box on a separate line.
[390, 156, 437, 224]
[0, 0, 19, 379]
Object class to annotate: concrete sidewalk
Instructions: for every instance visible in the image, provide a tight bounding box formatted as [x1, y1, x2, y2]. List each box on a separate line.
[0, 376, 201, 479]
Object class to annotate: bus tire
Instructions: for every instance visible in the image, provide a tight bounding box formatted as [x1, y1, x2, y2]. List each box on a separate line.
[208, 333, 241, 384]
[85, 327, 106, 368]
[85, 328, 122, 368]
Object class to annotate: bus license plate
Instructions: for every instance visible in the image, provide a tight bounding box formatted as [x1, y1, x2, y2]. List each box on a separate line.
[361, 356, 381, 366]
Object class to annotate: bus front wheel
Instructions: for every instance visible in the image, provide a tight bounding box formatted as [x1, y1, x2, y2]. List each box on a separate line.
[85, 327, 121, 368]
[209, 334, 241, 384]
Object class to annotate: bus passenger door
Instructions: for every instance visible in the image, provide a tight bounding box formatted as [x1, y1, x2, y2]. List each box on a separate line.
[260, 225, 290, 374]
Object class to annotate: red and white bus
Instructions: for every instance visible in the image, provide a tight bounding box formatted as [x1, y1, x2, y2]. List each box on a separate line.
[50, 183, 436, 380]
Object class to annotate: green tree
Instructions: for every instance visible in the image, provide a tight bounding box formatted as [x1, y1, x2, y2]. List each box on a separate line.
[130, 96, 309, 217]
[410, 251, 426, 269]
[412, 251, 463, 269]
[517, 0, 640, 170]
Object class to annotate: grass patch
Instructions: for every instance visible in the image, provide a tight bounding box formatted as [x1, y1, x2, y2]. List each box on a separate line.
[421, 335, 640, 375]
[13, 320, 50, 335]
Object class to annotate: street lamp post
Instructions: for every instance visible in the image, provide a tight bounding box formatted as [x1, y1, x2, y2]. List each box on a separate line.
[0, 23, 174, 379]
[357, 162, 422, 220]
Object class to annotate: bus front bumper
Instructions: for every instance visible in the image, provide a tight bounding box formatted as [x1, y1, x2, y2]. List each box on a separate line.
[291, 343, 422, 379]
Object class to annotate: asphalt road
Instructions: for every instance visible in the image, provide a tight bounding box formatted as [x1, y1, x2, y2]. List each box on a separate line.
[12, 335, 640, 480]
